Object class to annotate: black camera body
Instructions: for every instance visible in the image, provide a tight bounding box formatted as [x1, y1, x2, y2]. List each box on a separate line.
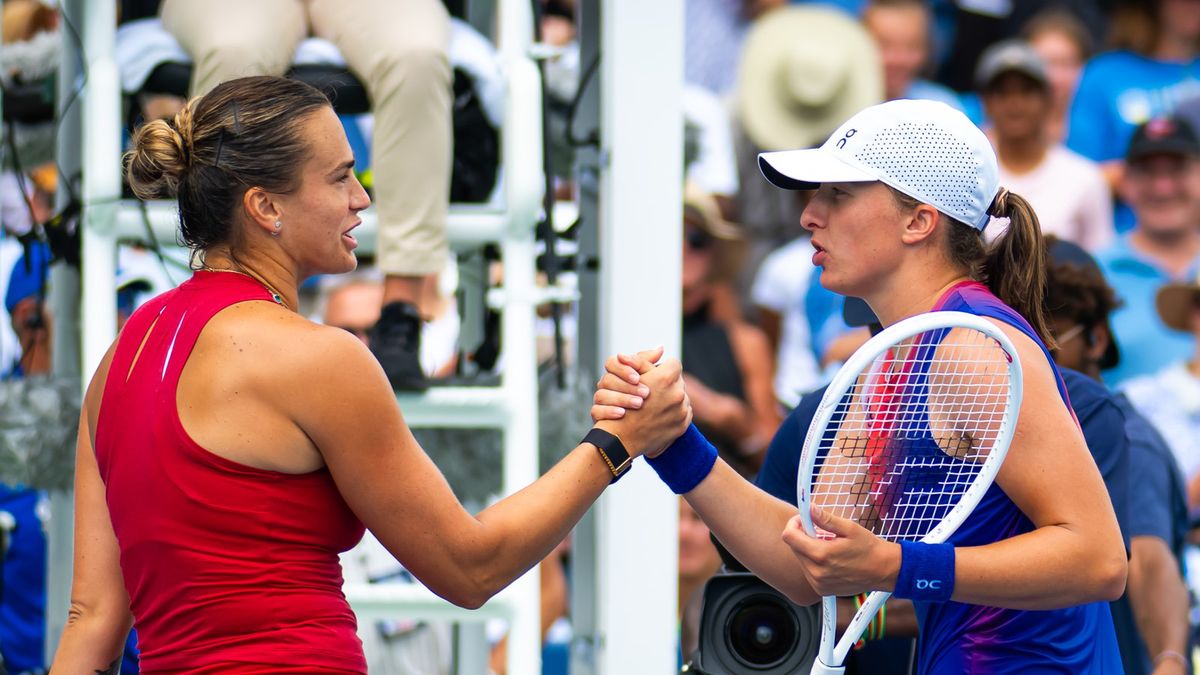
[689, 572, 820, 674]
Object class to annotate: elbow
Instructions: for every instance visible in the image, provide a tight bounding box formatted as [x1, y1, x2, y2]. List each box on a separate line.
[446, 570, 504, 610]
[1094, 555, 1128, 602]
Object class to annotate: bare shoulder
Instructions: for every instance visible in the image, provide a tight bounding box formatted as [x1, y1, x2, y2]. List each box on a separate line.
[207, 300, 387, 396]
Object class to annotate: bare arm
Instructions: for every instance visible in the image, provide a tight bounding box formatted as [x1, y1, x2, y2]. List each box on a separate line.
[50, 347, 135, 671]
[728, 321, 783, 454]
[1128, 536, 1189, 675]
[783, 326, 1127, 608]
[593, 351, 819, 605]
[288, 330, 691, 609]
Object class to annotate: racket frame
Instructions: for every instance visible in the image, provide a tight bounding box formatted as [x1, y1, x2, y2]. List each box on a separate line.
[795, 311, 1024, 674]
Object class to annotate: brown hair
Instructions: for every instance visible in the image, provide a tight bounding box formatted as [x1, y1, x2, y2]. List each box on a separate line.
[1107, 1, 1200, 55]
[889, 186, 1055, 348]
[1043, 238, 1122, 330]
[124, 76, 331, 257]
[1021, 7, 1094, 61]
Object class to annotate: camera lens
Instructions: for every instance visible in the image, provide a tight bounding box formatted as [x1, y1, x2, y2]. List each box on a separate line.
[725, 593, 798, 668]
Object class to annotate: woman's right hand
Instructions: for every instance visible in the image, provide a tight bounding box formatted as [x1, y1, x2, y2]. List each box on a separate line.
[592, 347, 692, 458]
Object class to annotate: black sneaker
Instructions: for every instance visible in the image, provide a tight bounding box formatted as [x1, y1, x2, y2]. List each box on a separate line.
[368, 301, 428, 391]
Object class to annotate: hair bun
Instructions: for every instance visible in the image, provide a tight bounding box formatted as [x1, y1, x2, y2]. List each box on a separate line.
[124, 104, 195, 200]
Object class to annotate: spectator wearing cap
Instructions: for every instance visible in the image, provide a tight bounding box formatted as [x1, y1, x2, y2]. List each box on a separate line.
[681, 186, 781, 476]
[1066, 0, 1200, 230]
[1096, 116, 1200, 385]
[1043, 236, 1190, 675]
[861, 0, 963, 111]
[977, 39, 1113, 251]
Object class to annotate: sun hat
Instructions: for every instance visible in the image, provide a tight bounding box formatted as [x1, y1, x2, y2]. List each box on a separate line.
[736, 5, 883, 151]
[1156, 272, 1200, 334]
[758, 98, 1001, 231]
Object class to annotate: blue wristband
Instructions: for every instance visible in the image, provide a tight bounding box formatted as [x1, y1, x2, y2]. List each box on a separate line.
[646, 424, 718, 494]
[893, 541, 955, 602]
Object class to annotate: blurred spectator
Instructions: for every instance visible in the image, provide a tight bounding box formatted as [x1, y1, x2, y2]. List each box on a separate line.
[862, 0, 963, 109]
[681, 187, 781, 475]
[1022, 7, 1094, 143]
[321, 273, 458, 380]
[1122, 268, 1200, 502]
[685, 0, 784, 96]
[1067, 0, 1200, 219]
[684, 85, 740, 210]
[160, 0, 453, 391]
[733, 5, 881, 297]
[750, 236, 821, 407]
[1097, 117, 1200, 385]
[4, 241, 51, 379]
[936, 0, 1109, 95]
[977, 40, 1113, 250]
[677, 498, 721, 661]
[1043, 237, 1190, 675]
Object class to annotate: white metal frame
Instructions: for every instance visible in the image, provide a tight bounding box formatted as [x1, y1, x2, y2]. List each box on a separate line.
[58, 1, 547, 672]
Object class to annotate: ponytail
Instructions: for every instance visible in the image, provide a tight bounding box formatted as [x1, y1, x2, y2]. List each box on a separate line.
[982, 188, 1054, 349]
[892, 185, 1055, 349]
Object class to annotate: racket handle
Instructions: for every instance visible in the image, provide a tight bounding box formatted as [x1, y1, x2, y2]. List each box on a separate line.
[810, 660, 846, 675]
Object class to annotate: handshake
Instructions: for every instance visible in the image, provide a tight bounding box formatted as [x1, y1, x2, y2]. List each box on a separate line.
[588, 345, 701, 472]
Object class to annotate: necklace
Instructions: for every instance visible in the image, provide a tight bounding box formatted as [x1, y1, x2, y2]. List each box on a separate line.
[200, 265, 292, 310]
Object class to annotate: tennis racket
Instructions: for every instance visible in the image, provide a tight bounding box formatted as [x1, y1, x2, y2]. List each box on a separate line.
[795, 310, 1023, 675]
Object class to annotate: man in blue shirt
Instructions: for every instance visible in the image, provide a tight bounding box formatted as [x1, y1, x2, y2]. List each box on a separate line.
[1043, 237, 1190, 675]
[1096, 116, 1200, 385]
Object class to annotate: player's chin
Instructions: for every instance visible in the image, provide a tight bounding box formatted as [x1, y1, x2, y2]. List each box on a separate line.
[317, 251, 359, 276]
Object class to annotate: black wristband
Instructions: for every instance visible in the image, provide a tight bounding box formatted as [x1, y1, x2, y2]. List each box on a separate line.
[584, 427, 632, 483]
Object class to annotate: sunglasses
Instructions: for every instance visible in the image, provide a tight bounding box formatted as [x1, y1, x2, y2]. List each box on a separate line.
[684, 228, 713, 251]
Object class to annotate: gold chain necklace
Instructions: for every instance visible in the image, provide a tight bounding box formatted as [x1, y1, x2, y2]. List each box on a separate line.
[200, 265, 291, 310]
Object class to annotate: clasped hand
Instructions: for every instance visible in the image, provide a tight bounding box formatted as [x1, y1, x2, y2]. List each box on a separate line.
[592, 346, 693, 458]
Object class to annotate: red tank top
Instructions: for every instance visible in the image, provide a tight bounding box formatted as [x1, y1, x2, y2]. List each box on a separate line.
[94, 271, 367, 673]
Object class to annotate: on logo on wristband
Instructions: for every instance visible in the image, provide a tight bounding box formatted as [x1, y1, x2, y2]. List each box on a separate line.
[916, 579, 942, 590]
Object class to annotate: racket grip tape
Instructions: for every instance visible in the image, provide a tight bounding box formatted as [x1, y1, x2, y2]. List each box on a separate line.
[646, 424, 718, 494]
[894, 541, 955, 602]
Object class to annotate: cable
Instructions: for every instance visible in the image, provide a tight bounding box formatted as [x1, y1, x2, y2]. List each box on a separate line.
[565, 51, 601, 149]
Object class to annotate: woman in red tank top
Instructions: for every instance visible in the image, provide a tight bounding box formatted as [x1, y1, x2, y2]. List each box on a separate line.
[50, 76, 693, 673]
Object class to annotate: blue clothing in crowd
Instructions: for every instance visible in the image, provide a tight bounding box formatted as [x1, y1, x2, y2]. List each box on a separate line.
[1096, 236, 1198, 386]
[0, 486, 46, 673]
[1067, 50, 1200, 232]
[1108, 394, 1190, 675]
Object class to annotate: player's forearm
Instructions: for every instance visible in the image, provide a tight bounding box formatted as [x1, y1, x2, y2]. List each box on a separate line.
[949, 525, 1127, 609]
[686, 459, 820, 606]
[463, 443, 611, 607]
[1128, 536, 1189, 669]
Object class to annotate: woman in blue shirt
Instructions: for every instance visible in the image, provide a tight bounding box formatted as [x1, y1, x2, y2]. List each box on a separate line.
[597, 100, 1127, 673]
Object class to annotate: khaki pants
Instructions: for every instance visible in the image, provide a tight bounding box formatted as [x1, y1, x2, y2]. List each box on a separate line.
[161, 0, 452, 277]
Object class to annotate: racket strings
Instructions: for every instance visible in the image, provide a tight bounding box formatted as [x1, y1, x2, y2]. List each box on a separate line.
[811, 327, 1013, 542]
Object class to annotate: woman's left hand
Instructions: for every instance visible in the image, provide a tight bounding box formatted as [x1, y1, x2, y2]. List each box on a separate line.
[781, 506, 901, 597]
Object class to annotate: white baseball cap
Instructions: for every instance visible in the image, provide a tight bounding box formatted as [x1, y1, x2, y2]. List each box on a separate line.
[758, 99, 1000, 231]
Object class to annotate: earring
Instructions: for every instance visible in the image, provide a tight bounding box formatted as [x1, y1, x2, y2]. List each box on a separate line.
[271, 220, 282, 237]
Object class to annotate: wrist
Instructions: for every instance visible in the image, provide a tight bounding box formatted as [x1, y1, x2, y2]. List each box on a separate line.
[1153, 649, 1189, 674]
[583, 426, 632, 483]
[877, 541, 902, 592]
[892, 541, 955, 602]
[646, 424, 718, 494]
